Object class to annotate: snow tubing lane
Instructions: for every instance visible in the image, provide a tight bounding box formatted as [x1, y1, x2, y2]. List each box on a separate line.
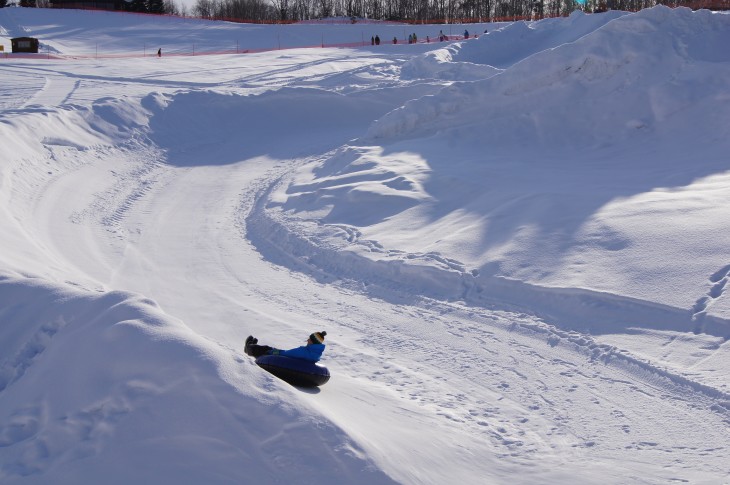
[255, 354, 331, 387]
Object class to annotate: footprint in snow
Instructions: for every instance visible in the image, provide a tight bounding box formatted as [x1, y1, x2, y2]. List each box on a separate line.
[691, 264, 730, 334]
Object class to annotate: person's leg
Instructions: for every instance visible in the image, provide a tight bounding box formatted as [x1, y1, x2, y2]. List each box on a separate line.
[247, 344, 272, 357]
[245, 337, 273, 357]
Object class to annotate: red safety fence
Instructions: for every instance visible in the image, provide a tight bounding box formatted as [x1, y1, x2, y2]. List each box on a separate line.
[1, 30, 468, 60]
[1, 36, 464, 59]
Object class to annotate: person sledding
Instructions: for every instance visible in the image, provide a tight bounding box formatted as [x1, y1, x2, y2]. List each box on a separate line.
[245, 331, 327, 362]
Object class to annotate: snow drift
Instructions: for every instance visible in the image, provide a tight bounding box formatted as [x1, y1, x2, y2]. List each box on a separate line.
[260, 7, 730, 329]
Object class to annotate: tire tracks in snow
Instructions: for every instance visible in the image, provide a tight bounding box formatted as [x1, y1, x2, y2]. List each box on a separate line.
[21, 76, 81, 109]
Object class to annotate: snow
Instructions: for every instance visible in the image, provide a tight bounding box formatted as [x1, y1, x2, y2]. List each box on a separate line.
[1, 5, 729, 484]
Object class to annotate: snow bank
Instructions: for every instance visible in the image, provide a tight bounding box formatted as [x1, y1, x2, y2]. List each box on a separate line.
[371, 7, 730, 145]
[400, 10, 629, 80]
[143, 87, 399, 165]
[0, 273, 393, 484]
[256, 6, 730, 327]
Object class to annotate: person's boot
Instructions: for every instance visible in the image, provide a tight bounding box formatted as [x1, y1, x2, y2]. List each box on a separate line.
[245, 336, 254, 355]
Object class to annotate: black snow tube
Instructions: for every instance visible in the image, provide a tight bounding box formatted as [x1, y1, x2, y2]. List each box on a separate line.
[255, 354, 331, 387]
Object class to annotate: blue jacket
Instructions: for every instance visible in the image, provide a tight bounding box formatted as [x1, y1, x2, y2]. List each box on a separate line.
[269, 343, 325, 362]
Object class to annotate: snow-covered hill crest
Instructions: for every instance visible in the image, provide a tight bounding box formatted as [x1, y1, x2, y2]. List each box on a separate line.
[372, 6, 730, 145]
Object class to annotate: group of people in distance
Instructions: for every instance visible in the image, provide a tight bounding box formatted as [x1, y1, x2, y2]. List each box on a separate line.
[370, 28, 476, 46]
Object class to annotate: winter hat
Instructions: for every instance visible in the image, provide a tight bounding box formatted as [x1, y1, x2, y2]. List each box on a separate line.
[309, 331, 327, 344]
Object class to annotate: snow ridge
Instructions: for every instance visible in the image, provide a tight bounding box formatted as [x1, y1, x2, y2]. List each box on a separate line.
[0, 273, 389, 483]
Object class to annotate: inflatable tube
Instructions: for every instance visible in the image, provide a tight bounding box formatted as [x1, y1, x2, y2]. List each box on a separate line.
[255, 354, 331, 387]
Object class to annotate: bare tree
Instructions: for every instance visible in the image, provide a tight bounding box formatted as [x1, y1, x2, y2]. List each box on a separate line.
[194, 0, 214, 17]
[318, 0, 333, 17]
[271, 0, 290, 19]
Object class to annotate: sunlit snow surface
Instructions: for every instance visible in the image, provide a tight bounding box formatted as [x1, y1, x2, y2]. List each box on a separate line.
[1, 7, 729, 484]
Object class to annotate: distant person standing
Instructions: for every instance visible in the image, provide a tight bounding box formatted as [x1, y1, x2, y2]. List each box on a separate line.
[375, 35, 380, 45]
[157, 48, 162, 57]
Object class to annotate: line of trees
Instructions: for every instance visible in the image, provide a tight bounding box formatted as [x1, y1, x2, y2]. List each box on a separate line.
[187, 0, 709, 22]
[0, 0, 178, 12]
[188, 0, 587, 22]
[4, 0, 719, 23]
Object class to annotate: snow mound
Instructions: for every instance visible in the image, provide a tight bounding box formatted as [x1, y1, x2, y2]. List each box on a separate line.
[0, 273, 241, 482]
[400, 45, 501, 81]
[0, 272, 391, 484]
[255, 6, 730, 327]
[143, 88, 397, 165]
[370, 6, 730, 145]
[399, 10, 629, 81]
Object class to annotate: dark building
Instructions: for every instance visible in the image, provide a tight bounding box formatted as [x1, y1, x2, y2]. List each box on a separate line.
[11, 37, 39, 53]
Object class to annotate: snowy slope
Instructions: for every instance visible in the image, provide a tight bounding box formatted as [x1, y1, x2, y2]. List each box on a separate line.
[1, 6, 729, 485]
[269, 7, 730, 332]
